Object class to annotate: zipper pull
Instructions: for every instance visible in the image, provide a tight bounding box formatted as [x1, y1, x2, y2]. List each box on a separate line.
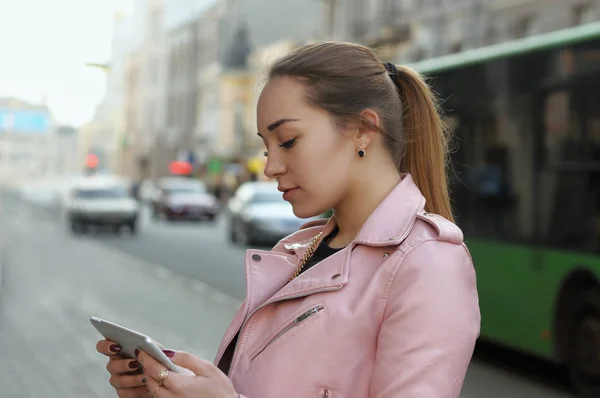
[295, 305, 324, 324]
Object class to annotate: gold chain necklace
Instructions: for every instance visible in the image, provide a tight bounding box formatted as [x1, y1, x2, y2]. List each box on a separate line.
[289, 232, 323, 282]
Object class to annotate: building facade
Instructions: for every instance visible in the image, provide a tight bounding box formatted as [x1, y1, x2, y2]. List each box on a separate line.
[162, 19, 199, 169]
[54, 125, 80, 176]
[0, 98, 56, 182]
[195, 2, 222, 168]
[120, 0, 167, 180]
[146, 0, 218, 179]
[213, 0, 322, 162]
[138, 0, 167, 180]
[81, 10, 136, 174]
[333, 0, 600, 63]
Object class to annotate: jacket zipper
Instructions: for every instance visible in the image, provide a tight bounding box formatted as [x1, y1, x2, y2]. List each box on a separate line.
[250, 304, 325, 361]
[222, 217, 418, 370]
[228, 285, 342, 376]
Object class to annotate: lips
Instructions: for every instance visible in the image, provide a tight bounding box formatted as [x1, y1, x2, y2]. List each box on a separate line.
[277, 186, 298, 193]
[280, 187, 299, 201]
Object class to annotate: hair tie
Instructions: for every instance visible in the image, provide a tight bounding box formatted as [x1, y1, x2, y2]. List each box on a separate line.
[383, 62, 398, 80]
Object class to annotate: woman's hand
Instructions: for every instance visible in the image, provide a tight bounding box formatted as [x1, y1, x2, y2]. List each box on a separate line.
[96, 339, 151, 398]
[136, 349, 239, 398]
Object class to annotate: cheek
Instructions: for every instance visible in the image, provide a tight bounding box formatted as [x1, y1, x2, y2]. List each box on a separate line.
[295, 137, 354, 194]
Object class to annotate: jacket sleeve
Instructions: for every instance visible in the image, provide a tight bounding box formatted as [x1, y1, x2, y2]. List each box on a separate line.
[369, 240, 481, 398]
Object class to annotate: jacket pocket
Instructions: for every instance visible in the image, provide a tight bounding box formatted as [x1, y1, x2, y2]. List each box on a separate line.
[249, 304, 325, 361]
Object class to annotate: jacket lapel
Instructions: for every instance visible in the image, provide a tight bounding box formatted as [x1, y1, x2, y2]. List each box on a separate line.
[242, 174, 427, 313]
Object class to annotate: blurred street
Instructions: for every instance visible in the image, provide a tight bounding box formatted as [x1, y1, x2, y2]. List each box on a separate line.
[0, 189, 575, 398]
[98, 207, 248, 301]
[0, 191, 240, 398]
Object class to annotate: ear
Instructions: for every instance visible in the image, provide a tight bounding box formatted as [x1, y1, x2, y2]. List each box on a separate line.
[354, 108, 380, 150]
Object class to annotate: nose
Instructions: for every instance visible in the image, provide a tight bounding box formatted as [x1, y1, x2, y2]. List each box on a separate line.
[263, 150, 286, 179]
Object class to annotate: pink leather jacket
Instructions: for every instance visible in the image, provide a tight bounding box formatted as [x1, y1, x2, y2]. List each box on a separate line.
[214, 174, 481, 398]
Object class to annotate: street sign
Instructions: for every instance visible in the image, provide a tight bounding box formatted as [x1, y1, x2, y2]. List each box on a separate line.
[0, 109, 50, 133]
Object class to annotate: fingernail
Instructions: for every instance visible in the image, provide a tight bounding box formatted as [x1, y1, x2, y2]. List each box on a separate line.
[129, 360, 140, 369]
[134, 348, 140, 358]
[109, 344, 121, 353]
[141, 377, 146, 384]
[162, 350, 176, 358]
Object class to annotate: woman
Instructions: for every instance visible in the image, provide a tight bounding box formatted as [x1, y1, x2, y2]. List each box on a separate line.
[96, 41, 480, 398]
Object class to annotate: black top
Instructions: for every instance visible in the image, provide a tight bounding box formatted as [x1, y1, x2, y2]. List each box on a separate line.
[298, 226, 343, 275]
[217, 227, 345, 375]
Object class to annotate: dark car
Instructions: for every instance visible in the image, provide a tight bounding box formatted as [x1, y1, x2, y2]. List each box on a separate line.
[151, 177, 219, 222]
[227, 181, 323, 246]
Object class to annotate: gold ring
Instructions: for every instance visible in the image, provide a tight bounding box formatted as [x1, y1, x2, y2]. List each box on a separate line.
[158, 369, 169, 380]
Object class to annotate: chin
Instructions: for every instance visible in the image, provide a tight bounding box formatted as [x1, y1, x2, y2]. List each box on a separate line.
[291, 203, 328, 220]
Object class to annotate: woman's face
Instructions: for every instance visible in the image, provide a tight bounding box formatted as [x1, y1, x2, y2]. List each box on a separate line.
[257, 76, 358, 218]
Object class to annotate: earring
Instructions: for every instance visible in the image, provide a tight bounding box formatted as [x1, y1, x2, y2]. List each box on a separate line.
[358, 146, 366, 158]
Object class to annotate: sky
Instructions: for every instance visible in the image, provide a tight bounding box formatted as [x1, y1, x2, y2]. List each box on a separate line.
[0, 0, 134, 127]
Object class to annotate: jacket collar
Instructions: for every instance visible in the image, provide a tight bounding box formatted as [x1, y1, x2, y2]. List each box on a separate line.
[242, 174, 425, 311]
[281, 173, 425, 248]
[353, 173, 425, 246]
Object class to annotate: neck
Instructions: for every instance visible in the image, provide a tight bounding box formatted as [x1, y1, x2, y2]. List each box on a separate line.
[328, 171, 401, 248]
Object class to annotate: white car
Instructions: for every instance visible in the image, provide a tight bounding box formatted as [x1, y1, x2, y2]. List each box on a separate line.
[64, 176, 140, 235]
[227, 181, 325, 246]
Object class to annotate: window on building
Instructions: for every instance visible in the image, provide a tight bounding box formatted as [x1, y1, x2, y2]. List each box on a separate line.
[451, 41, 463, 53]
[484, 22, 496, 45]
[515, 14, 537, 39]
[572, 3, 595, 26]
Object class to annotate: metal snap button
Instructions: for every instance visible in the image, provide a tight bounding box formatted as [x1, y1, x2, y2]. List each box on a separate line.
[383, 252, 390, 258]
[251, 254, 261, 262]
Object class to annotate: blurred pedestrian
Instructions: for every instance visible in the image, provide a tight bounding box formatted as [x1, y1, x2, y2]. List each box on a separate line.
[96, 41, 480, 398]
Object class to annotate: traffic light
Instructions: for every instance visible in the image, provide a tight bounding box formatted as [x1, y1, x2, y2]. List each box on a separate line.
[168, 161, 192, 175]
[85, 154, 99, 168]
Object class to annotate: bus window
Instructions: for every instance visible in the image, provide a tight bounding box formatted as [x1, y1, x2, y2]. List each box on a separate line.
[440, 60, 535, 243]
[539, 85, 600, 253]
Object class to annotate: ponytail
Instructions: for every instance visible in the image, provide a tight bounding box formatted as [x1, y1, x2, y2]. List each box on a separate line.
[393, 66, 454, 222]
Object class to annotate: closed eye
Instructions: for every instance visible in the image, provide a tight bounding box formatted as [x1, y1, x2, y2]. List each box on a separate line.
[278, 138, 297, 149]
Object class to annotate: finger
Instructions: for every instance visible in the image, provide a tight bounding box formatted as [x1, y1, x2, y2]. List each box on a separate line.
[137, 351, 173, 388]
[97, 339, 122, 356]
[171, 351, 214, 377]
[109, 373, 148, 390]
[115, 386, 150, 398]
[144, 376, 169, 398]
[107, 357, 142, 375]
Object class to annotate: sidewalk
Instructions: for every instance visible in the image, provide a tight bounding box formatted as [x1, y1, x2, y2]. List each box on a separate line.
[0, 194, 241, 398]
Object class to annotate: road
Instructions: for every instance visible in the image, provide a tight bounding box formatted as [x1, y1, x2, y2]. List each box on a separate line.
[96, 207, 248, 301]
[0, 193, 239, 397]
[0, 192, 577, 397]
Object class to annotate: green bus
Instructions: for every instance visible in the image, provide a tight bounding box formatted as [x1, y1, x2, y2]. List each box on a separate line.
[406, 22, 600, 397]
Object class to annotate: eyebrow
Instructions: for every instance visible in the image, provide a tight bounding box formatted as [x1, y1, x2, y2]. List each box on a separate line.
[268, 118, 299, 131]
[257, 118, 300, 137]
